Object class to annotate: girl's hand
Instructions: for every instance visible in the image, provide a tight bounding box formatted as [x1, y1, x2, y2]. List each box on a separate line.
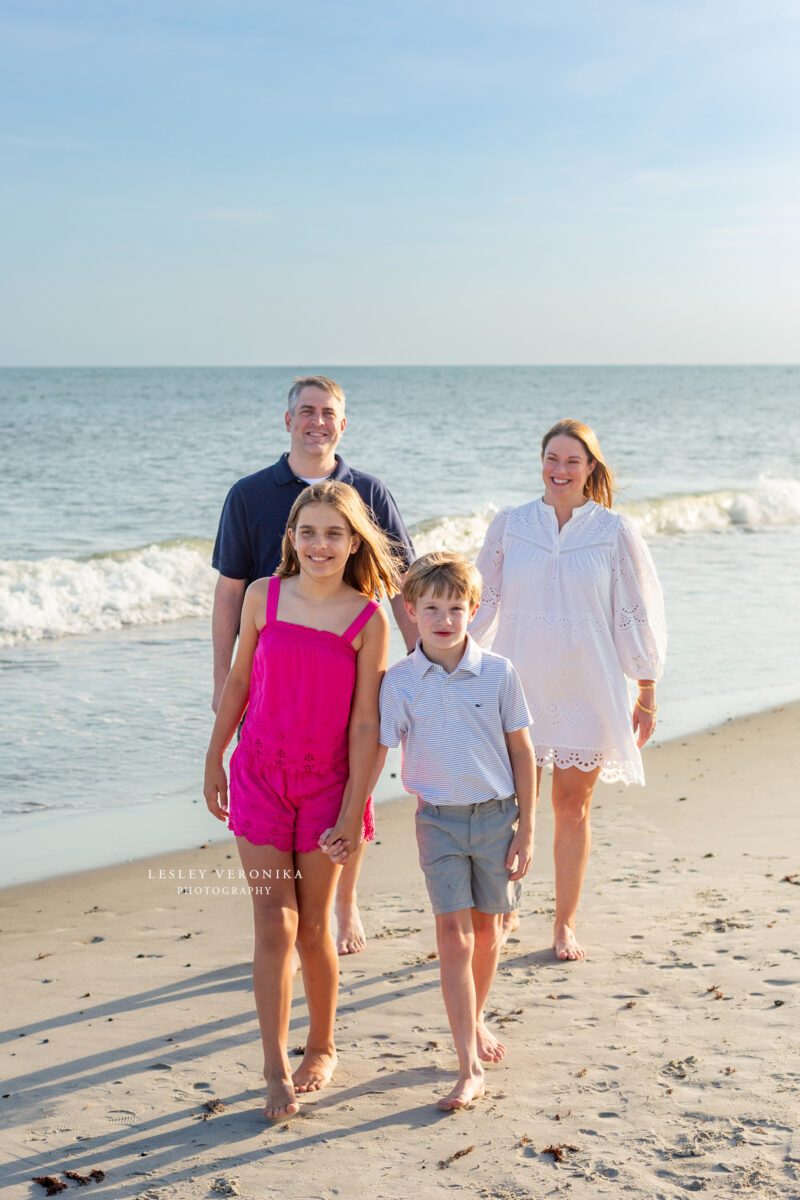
[506, 828, 533, 881]
[319, 820, 362, 864]
[204, 761, 229, 822]
[318, 828, 351, 864]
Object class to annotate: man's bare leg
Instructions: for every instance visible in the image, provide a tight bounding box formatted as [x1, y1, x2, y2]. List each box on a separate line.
[334, 841, 367, 955]
[498, 909, 520, 945]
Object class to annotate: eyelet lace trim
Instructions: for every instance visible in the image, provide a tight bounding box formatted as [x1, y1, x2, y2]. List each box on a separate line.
[505, 609, 609, 638]
[536, 745, 643, 786]
[241, 734, 348, 776]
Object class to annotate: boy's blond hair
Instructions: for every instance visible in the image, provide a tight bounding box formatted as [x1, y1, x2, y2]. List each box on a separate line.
[402, 551, 482, 609]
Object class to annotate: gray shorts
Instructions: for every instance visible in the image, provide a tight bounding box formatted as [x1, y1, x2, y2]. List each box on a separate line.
[415, 794, 522, 916]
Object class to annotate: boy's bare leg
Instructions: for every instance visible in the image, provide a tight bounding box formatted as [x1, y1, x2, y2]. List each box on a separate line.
[471, 910, 506, 1062]
[434, 909, 485, 1110]
[552, 764, 601, 961]
[334, 842, 367, 955]
[294, 849, 342, 1093]
[236, 838, 300, 1120]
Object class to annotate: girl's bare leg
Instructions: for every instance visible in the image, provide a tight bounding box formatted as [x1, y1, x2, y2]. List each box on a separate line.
[551, 764, 601, 961]
[293, 848, 342, 1093]
[236, 837, 300, 1119]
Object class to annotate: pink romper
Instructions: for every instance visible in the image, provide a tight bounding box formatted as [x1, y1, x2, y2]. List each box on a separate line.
[228, 575, 378, 853]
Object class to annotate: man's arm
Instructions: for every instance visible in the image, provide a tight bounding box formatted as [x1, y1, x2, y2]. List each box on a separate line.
[212, 574, 247, 712]
[389, 592, 418, 653]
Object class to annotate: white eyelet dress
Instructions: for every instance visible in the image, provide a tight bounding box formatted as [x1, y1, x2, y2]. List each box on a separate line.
[470, 498, 667, 786]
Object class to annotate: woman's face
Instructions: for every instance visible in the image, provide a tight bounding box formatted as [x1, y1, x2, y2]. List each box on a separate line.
[541, 434, 595, 505]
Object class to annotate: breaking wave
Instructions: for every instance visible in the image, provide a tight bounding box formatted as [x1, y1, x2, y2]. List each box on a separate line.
[1, 480, 797, 644]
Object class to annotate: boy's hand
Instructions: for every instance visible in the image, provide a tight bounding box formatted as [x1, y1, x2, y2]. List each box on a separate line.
[204, 761, 229, 822]
[506, 828, 533, 881]
[318, 820, 362, 864]
[318, 828, 351, 864]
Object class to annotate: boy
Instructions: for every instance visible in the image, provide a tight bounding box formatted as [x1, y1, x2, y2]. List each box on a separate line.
[377, 551, 536, 1111]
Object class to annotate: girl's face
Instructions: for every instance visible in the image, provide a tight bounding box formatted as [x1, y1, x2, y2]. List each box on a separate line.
[288, 501, 360, 578]
[541, 434, 595, 506]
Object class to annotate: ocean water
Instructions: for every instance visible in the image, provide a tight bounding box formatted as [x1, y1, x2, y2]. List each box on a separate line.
[1, 366, 799, 884]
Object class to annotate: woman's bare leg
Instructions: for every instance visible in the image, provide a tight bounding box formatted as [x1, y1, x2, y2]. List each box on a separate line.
[236, 837, 299, 1119]
[292, 848, 342, 1093]
[551, 764, 601, 960]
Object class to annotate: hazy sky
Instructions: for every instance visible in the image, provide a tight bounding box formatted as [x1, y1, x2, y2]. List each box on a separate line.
[1, 0, 798, 365]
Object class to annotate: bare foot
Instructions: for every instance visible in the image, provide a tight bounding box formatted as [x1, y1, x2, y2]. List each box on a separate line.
[263, 1075, 299, 1120]
[437, 1069, 485, 1111]
[335, 903, 366, 955]
[553, 923, 586, 961]
[499, 910, 520, 947]
[476, 1020, 506, 1063]
[292, 1048, 337, 1094]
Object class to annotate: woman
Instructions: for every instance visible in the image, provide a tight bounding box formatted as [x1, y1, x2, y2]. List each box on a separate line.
[470, 419, 666, 961]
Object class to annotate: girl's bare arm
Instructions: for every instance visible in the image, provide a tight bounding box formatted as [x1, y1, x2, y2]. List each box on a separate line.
[203, 582, 264, 819]
[320, 606, 390, 856]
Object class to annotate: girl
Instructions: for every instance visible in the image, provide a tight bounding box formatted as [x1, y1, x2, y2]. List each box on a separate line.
[204, 481, 398, 1119]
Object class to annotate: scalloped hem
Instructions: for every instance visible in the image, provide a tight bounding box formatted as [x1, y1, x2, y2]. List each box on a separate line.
[229, 819, 376, 853]
[536, 746, 644, 787]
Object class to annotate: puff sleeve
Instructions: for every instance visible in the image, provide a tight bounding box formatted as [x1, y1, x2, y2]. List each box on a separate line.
[469, 507, 511, 647]
[611, 518, 667, 681]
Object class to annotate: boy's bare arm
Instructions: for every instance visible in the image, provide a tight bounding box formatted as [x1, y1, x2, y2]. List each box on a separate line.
[505, 726, 537, 880]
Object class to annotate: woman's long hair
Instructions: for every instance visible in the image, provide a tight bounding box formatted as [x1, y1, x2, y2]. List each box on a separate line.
[541, 419, 616, 509]
[276, 481, 401, 598]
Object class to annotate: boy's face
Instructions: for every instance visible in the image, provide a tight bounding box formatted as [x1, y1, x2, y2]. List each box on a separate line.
[405, 587, 478, 655]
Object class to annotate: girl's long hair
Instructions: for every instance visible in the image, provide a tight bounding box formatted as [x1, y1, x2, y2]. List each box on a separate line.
[541, 418, 616, 509]
[276, 481, 402, 598]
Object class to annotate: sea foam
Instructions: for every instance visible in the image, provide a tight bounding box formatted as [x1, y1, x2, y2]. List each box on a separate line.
[414, 478, 800, 558]
[0, 539, 215, 646]
[1, 480, 797, 645]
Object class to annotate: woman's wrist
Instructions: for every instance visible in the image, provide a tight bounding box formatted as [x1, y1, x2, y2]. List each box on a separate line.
[637, 680, 656, 692]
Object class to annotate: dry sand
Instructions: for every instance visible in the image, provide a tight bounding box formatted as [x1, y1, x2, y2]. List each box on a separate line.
[2, 704, 799, 1199]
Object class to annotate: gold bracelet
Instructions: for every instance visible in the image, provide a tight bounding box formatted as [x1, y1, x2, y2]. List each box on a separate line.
[636, 698, 657, 715]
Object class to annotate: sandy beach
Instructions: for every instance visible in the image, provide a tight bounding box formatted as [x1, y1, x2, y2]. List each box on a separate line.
[2, 704, 798, 1199]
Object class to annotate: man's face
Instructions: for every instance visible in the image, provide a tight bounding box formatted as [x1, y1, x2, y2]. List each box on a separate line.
[285, 386, 346, 460]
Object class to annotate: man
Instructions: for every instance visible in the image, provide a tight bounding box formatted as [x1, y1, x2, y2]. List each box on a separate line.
[212, 375, 416, 954]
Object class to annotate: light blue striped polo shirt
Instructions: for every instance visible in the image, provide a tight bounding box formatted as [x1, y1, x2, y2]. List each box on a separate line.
[379, 634, 532, 806]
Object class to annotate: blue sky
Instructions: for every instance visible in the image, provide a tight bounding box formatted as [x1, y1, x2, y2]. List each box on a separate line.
[1, 0, 798, 364]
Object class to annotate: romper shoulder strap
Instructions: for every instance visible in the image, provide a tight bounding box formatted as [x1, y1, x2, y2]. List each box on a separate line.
[266, 575, 281, 624]
[342, 599, 379, 644]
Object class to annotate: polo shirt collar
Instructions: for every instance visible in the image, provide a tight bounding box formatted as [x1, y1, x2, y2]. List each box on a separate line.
[412, 634, 484, 677]
[275, 452, 354, 486]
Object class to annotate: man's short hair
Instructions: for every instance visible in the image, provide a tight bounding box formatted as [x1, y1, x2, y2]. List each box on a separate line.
[287, 375, 346, 414]
[402, 551, 482, 609]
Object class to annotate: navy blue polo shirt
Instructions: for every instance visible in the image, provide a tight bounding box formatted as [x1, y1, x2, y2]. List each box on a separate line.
[212, 453, 415, 585]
